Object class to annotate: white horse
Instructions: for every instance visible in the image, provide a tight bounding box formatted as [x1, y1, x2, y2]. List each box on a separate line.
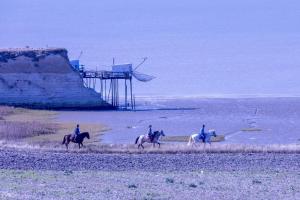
[187, 129, 217, 146]
[135, 130, 165, 149]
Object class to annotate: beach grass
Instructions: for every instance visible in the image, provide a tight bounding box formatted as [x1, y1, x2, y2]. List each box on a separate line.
[241, 128, 262, 132]
[0, 106, 107, 146]
[78, 143, 300, 154]
[2, 141, 299, 154]
[161, 135, 225, 142]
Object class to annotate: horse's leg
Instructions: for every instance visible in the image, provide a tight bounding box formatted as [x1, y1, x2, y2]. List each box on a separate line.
[65, 140, 69, 150]
[192, 138, 196, 147]
[139, 140, 146, 149]
[78, 143, 81, 149]
[190, 138, 194, 147]
[158, 142, 161, 148]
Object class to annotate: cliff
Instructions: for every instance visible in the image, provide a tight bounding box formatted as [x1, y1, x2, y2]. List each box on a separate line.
[0, 48, 110, 109]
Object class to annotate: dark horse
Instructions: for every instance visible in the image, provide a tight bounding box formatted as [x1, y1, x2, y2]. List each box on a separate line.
[62, 132, 90, 149]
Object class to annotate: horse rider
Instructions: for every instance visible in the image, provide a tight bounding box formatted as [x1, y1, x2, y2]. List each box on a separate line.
[199, 124, 206, 142]
[148, 125, 154, 142]
[72, 124, 80, 142]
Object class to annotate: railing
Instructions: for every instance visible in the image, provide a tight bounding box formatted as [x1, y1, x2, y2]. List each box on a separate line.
[80, 70, 132, 80]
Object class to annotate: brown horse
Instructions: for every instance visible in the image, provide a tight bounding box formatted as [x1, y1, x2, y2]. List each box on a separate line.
[62, 132, 90, 149]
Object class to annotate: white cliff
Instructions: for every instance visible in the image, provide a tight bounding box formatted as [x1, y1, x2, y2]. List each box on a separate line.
[0, 48, 109, 109]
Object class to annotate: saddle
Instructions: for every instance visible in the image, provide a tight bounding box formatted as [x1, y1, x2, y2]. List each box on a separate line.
[199, 134, 205, 142]
[71, 135, 77, 142]
[148, 134, 154, 142]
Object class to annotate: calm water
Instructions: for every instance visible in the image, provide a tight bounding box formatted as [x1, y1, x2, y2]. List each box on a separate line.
[1, 0, 300, 96]
[57, 97, 300, 145]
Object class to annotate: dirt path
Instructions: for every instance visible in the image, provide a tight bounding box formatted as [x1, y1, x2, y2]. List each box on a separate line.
[1, 148, 299, 172]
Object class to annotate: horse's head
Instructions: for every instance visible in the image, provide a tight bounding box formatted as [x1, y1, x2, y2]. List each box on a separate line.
[83, 132, 90, 139]
[153, 130, 165, 137]
[209, 129, 217, 137]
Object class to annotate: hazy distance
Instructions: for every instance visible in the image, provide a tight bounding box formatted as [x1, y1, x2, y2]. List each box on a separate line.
[1, 0, 300, 97]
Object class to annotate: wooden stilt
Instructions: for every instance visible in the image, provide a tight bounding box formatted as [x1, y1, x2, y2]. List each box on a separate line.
[105, 80, 107, 101]
[125, 79, 128, 109]
[108, 79, 112, 104]
[130, 77, 133, 110]
[116, 79, 118, 107]
[100, 79, 103, 99]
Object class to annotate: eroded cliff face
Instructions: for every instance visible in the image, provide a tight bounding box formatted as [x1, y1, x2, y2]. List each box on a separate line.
[0, 48, 109, 109]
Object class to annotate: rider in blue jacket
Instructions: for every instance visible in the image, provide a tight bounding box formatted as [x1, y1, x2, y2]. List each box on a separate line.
[148, 125, 153, 142]
[200, 124, 205, 142]
[72, 124, 80, 141]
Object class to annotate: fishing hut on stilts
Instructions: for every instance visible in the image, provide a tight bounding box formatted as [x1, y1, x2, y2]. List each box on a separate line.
[70, 58, 154, 110]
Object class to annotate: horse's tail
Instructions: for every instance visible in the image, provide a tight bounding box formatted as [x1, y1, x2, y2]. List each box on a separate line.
[62, 136, 66, 145]
[187, 136, 192, 146]
[135, 136, 140, 144]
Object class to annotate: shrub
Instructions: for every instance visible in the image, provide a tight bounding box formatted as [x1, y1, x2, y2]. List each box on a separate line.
[0, 121, 58, 140]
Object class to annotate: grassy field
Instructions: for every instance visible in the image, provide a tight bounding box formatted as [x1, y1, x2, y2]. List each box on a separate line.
[0, 169, 298, 200]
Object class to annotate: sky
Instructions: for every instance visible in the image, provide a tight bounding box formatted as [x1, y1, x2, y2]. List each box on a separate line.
[1, 0, 300, 97]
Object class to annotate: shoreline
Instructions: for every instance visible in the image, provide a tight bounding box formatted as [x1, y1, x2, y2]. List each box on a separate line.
[2, 96, 300, 111]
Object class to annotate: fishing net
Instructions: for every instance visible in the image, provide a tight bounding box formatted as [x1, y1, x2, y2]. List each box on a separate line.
[132, 71, 155, 82]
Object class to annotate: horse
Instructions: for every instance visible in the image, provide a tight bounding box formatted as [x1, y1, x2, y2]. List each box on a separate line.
[62, 132, 90, 149]
[187, 129, 217, 146]
[135, 130, 165, 149]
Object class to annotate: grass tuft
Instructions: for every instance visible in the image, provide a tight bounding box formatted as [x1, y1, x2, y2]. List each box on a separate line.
[189, 183, 197, 188]
[128, 184, 138, 189]
[64, 170, 73, 176]
[165, 178, 175, 184]
[252, 180, 262, 184]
